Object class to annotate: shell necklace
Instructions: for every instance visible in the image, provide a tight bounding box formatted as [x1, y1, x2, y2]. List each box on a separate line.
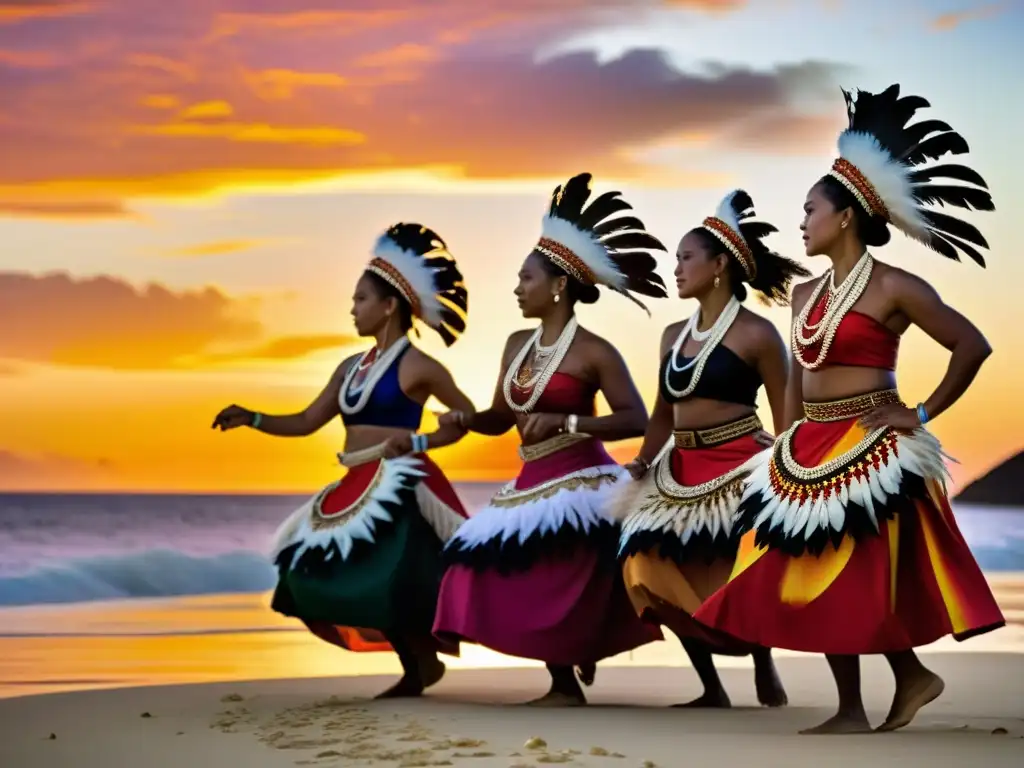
[792, 252, 873, 370]
[664, 295, 741, 400]
[339, 335, 411, 414]
[503, 316, 578, 413]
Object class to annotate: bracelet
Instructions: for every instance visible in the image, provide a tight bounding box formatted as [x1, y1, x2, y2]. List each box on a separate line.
[915, 403, 930, 425]
[250, 412, 263, 429]
[565, 414, 579, 434]
[410, 433, 429, 453]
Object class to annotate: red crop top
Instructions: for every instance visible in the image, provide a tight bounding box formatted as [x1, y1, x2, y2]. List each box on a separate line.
[508, 372, 598, 415]
[796, 293, 899, 370]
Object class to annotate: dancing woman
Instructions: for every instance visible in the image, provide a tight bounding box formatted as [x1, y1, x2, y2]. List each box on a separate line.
[694, 85, 1005, 733]
[433, 172, 667, 706]
[212, 224, 475, 699]
[614, 190, 809, 708]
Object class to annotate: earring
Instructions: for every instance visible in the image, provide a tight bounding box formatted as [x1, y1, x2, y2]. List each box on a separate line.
[841, 221, 848, 229]
[553, 294, 560, 303]
[713, 275, 720, 289]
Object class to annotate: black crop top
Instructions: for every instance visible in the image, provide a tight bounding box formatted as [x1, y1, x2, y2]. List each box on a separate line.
[659, 345, 761, 407]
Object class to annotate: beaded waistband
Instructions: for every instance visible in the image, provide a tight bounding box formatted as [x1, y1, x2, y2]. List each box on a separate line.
[518, 431, 592, 463]
[803, 389, 902, 423]
[673, 414, 762, 449]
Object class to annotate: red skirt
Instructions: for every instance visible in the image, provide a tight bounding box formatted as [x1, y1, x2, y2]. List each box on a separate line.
[693, 417, 1005, 654]
[616, 424, 762, 653]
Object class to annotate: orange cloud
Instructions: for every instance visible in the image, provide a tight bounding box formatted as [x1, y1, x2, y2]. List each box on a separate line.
[0, 199, 134, 219]
[0, 48, 60, 67]
[0, 1, 837, 215]
[931, 3, 1005, 30]
[198, 334, 362, 364]
[164, 239, 274, 258]
[0, 1, 93, 25]
[356, 43, 439, 69]
[245, 69, 348, 100]
[129, 120, 366, 145]
[208, 9, 419, 41]
[178, 99, 234, 120]
[140, 93, 180, 109]
[0, 271, 261, 369]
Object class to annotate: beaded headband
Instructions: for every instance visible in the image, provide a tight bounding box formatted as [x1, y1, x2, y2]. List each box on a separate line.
[535, 237, 597, 285]
[701, 216, 757, 280]
[366, 258, 422, 318]
[827, 157, 890, 221]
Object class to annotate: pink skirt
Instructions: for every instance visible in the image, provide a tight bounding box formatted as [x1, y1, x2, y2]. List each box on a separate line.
[433, 438, 662, 664]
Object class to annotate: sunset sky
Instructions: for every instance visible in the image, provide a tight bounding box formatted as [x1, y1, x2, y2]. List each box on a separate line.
[1, 0, 1022, 492]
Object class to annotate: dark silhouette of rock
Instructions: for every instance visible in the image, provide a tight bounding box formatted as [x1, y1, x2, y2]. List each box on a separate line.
[955, 451, 1024, 505]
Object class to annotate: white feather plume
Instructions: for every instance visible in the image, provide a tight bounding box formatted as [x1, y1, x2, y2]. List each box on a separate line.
[371, 235, 444, 328]
[540, 214, 627, 290]
[713, 190, 746, 243]
[836, 131, 928, 240]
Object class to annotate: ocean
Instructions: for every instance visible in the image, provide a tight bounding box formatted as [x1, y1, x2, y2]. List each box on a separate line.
[1, 490, 1022, 698]
[1, 490, 1023, 608]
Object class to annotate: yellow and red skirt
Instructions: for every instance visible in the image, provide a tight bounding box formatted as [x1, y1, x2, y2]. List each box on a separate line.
[694, 391, 1005, 654]
[270, 446, 467, 655]
[615, 414, 763, 652]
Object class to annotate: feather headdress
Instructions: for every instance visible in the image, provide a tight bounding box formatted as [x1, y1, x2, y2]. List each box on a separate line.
[699, 189, 810, 304]
[367, 223, 468, 346]
[535, 172, 668, 312]
[827, 84, 994, 265]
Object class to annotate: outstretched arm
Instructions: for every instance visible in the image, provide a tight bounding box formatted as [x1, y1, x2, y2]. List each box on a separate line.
[212, 357, 354, 437]
[863, 270, 991, 430]
[573, 339, 648, 442]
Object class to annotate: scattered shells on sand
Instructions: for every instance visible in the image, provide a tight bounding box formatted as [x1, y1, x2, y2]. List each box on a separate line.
[524, 737, 547, 750]
[221, 693, 244, 703]
[589, 746, 610, 755]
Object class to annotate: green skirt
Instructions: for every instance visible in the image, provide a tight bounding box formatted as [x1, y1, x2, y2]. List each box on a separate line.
[268, 453, 467, 653]
[271, 509, 444, 634]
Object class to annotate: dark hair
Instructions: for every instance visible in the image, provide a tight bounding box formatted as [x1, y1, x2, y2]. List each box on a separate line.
[815, 175, 891, 248]
[362, 270, 414, 332]
[687, 223, 811, 307]
[534, 251, 600, 306]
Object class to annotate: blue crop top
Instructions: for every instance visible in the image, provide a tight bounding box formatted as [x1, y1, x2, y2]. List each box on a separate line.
[340, 345, 423, 429]
[659, 345, 761, 407]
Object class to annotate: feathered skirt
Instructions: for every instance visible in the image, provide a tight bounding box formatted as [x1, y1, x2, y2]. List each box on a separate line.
[693, 391, 1005, 654]
[614, 414, 764, 653]
[433, 434, 662, 665]
[270, 444, 467, 655]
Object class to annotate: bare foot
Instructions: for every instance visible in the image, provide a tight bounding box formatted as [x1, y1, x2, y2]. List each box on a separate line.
[672, 689, 731, 709]
[755, 663, 789, 708]
[419, 657, 446, 690]
[526, 690, 586, 707]
[375, 674, 424, 699]
[799, 711, 872, 735]
[876, 669, 945, 732]
[575, 663, 596, 687]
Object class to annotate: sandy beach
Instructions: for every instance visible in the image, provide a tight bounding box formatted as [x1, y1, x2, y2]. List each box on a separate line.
[2, 658, 1022, 768]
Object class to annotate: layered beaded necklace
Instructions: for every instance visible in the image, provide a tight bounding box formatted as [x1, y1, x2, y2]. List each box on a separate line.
[791, 251, 873, 371]
[664, 295, 741, 400]
[339, 335, 411, 415]
[503, 316, 578, 414]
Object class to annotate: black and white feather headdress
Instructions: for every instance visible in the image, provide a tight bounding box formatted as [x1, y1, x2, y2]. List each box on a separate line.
[827, 84, 994, 265]
[534, 172, 668, 311]
[367, 223, 468, 346]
